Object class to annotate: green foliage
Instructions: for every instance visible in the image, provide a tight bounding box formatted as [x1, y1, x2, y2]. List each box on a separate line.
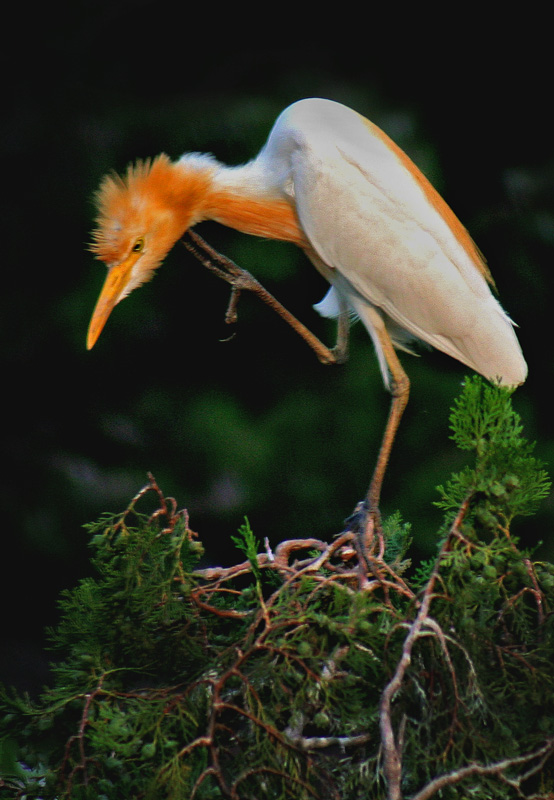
[231, 518, 263, 587]
[436, 375, 550, 524]
[1, 378, 553, 800]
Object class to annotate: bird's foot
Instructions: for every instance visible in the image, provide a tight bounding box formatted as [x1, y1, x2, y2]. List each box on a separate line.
[342, 499, 369, 534]
[328, 341, 348, 365]
[342, 499, 383, 564]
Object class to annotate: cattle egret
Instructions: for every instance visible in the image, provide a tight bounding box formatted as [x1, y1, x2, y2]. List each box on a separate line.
[87, 98, 527, 537]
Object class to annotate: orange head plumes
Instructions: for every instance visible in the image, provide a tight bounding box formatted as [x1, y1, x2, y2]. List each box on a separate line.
[87, 153, 214, 349]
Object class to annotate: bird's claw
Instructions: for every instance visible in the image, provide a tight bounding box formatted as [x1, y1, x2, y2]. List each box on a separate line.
[342, 499, 369, 534]
[342, 499, 383, 563]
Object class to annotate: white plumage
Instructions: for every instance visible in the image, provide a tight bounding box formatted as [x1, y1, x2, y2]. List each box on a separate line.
[87, 97, 527, 522]
[254, 98, 527, 388]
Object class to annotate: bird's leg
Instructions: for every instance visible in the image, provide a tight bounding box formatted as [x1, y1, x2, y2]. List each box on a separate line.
[331, 295, 350, 363]
[369, 332, 410, 507]
[345, 318, 410, 558]
[182, 230, 349, 365]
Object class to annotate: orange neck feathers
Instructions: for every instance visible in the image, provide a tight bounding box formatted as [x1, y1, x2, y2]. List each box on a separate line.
[204, 187, 306, 246]
[91, 154, 305, 266]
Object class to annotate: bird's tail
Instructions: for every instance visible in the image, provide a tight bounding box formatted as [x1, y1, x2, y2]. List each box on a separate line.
[315, 286, 528, 389]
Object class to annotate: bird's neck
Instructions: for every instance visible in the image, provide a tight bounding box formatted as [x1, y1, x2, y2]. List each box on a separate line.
[206, 188, 307, 246]
[177, 156, 306, 247]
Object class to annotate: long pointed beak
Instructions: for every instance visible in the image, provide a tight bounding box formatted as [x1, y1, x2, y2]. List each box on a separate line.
[86, 255, 137, 350]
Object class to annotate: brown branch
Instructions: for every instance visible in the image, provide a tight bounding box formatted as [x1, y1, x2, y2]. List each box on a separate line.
[190, 593, 250, 619]
[220, 701, 299, 750]
[288, 731, 372, 751]
[193, 537, 328, 584]
[523, 557, 546, 625]
[379, 495, 472, 800]
[112, 472, 195, 542]
[190, 766, 220, 799]
[231, 765, 326, 800]
[60, 674, 106, 793]
[410, 738, 554, 800]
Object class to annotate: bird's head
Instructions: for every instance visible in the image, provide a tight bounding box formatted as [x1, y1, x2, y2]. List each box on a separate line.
[86, 153, 213, 349]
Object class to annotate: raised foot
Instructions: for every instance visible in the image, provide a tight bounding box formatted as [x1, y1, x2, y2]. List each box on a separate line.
[328, 342, 349, 365]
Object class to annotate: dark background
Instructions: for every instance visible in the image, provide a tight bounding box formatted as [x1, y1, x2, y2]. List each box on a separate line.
[2, 6, 552, 693]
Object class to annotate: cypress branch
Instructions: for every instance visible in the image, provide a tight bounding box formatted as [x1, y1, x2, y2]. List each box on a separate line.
[1, 377, 553, 800]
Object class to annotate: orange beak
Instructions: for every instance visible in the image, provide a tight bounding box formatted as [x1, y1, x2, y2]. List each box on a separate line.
[86, 253, 139, 350]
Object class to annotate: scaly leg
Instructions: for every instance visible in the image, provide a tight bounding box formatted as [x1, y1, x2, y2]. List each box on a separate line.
[184, 229, 409, 554]
[183, 230, 349, 364]
[363, 320, 410, 550]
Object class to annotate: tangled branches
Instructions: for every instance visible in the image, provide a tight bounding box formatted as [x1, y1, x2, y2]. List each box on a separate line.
[1, 378, 553, 799]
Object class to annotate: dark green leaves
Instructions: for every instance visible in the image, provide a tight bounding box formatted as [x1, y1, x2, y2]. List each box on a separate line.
[436, 375, 550, 523]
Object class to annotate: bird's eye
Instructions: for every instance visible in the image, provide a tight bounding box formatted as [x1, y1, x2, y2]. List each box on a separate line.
[132, 237, 145, 253]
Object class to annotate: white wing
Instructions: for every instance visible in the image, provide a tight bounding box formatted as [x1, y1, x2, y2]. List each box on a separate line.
[259, 98, 527, 387]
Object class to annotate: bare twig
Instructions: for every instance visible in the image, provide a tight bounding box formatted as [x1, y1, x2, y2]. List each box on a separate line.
[379, 496, 472, 800]
[231, 765, 327, 800]
[60, 674, 107, 793]
[112, 472, 195, 540]
[410, 738, 554, 800]
[288, 732, 372, 751]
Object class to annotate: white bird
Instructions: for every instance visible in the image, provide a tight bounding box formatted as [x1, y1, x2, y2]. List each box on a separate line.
[87, 98, 527, 533]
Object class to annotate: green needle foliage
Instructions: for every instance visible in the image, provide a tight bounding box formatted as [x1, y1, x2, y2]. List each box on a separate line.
[1, 376, 553, 800]
[436, 376, 550, 525]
